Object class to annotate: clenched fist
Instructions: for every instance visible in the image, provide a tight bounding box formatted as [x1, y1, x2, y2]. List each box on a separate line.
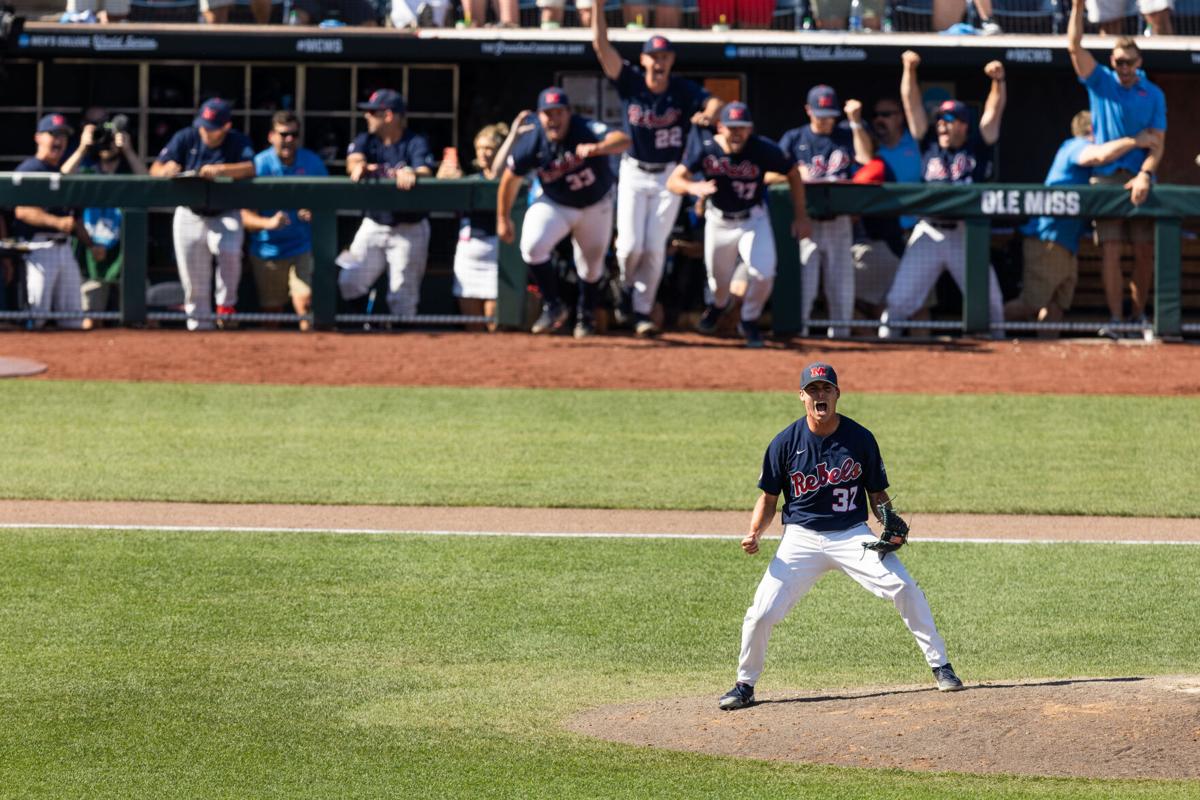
[901, 50, 921, 70]
[984, 60, 1006, 81]
[844, 98, 863, 123]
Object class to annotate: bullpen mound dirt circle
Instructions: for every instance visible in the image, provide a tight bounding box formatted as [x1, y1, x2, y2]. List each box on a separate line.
[568, 675, 1200, 779]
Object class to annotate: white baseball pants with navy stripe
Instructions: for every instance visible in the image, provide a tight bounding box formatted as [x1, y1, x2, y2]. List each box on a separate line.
[519, 192, 613, 284]
[615, 157, 683, 316]
[172, 207, 244, 331]
[704, 205, 776, 322]
[338, 217, 431, 318]
[799, 216, 855, 338]
[736, 522, 949, 686]
[24, 237, 83, 329]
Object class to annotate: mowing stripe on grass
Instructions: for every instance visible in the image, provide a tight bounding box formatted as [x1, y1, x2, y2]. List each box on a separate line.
[2, 522, 1198, 545]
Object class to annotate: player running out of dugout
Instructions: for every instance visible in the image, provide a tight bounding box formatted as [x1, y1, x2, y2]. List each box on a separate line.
[718, 362, 963, 711]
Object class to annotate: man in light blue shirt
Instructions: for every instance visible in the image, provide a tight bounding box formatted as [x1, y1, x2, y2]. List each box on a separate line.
[870, 96, 921, 232]
[242, 111, 328, 330]
[1068, 0, 1166, 338]
[1005, 111, 1156, 336]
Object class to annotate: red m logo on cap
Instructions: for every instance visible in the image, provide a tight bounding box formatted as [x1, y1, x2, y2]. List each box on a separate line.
[811, 367, 826, 377]
[203, 108, 217, 119]
[653, 37, 666, 47]
[52, 115, 65, 125]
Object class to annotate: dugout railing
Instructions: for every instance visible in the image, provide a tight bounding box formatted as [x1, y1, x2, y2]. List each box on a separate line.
[0, 174, 1196, 338]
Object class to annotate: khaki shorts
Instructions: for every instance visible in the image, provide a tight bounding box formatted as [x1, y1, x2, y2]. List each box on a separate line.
[1020, 238, 1077, 313]
[811, 0, 884, 19]
[250, 252, 313, 309]
[1090, 171, 1155, 244]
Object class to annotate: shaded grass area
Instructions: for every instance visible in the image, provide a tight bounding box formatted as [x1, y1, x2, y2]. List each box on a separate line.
[1, 529, 1198, 798]
[2, 381, 1198, 515]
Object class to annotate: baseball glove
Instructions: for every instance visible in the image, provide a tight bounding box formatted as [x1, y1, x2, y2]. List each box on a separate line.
[864, 504, 909, 555]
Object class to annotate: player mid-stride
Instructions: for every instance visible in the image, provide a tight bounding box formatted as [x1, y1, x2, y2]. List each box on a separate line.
[718, 362, 963, 710]
[498, 88, 630, 339]
[591, 12, 722, 337]
[666, 103, 809, 348]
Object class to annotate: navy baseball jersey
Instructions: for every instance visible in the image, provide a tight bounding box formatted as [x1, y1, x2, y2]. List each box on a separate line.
[348, 129, 436, 225]
[682, 132, 794, 213]
[156, 127, 255, 173]
[614, 63, 710, 165]
[778, 123, 857, 181]
[758, 415, 888, 531]
[13, 157, 72, 237]
[920, 128, 994, 185]
[506, 115, 616, 209]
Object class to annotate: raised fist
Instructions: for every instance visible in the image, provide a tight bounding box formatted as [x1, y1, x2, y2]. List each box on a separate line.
[984, 60, 1006, 81]
[844, 98, 863, 123]
[901, 50, 921, 70]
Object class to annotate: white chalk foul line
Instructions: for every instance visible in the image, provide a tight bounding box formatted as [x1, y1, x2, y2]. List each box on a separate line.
[0, 523, 1197, 545]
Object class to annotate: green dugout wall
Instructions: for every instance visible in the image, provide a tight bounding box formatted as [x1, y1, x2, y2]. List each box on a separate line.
[1, 175, 1194, 336]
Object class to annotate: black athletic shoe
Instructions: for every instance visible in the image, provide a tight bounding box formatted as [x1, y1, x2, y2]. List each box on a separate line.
[718, 681, 756, 710]
[697, 303, 727, 335]
[634, 313, 659, 338]
[932, 663, 964, 692]
[531, 303, 569, 335]
[738, 318, 764, 349]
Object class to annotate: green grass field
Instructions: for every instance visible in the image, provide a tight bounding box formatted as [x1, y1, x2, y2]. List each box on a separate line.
[2, 381, 1199, 515]
[3, 379, 1199, 798]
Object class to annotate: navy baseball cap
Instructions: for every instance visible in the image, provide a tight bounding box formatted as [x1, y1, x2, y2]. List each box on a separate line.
[800, 362, 839, 389]
[642, 34, 673, 54]
[359, 89, 406, 115]
[195, 98, 232, 130]
[937, 99, 970, 123]
[719, 102, 753, 127]
[806, 85, 841, 118]
[537, 87, 570, 111]
[36, 113, 73, 136]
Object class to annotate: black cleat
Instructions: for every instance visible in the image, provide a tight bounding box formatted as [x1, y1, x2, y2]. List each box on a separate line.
[738, 318, 764, 349]
[932, 663, 964, 692]
[531, 303, 570, 335]
[718, 681, 756, 710]
[697, 303, 727, 335]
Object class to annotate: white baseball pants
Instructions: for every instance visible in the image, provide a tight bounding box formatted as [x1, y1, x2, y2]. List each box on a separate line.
[338, 217, 431, 318]
[519, 193, 613, 284]
[736, 522, 950, 686]
[799, 216, 855, 338]
[704, 205, 775, 322]
[880, 219, 1003, 338]
[24, 237, 83, 329]
[616, 158, 683, 316]
[172, 207, 244, 331]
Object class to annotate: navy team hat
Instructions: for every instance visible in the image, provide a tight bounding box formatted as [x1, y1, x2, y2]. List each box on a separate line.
[937, 99, 970, 123]
[800, 362, 839, 389]
[642, 35, 673, 53]
[806, 85, 841, 118]
[537, 87, 570, 111]
[194, 98, 232, 130]
[359, 88, 407, 115]
[719, 102, 753, 127]
[37, 113, 73, 136]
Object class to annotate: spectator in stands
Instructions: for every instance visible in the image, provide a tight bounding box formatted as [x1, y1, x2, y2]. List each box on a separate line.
[1068, 1, 1167, 338]
[810, 0, 883, 29]
[337, 89, 436, 321]
[60, 111, 147, 330]
[1085, 0, 1172, 35]
[62, 0, 129, 23]
[241, 111, 328, 331]
[461, 0, 518, 25]
[12, 115, 98, 330]
[878, 51, 1007, 339]
[295, 0, 381, 24]
[621, 0, 683, 27]
[150, 98, 256, 331]
[933, 0, 1001, 33]
[1005, 111, 1158, 337]
[200, 0, 233, 23]
[774, 85, 874, 338]
[536, 0, 566, 28]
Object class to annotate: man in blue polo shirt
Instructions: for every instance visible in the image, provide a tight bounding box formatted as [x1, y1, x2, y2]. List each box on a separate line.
[242, 111, 328, 331]
[1068, 0, 1166, 339]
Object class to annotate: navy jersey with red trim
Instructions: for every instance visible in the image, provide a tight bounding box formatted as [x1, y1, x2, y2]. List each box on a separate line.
[614, 63, 710, 165]
[920, 128, 994, 185]
[778, 123, 857, 181]
[347, 129, 436, 225]
[681, 132, 794, 213]
[758, 415, 888, 531]
[506, 115, 616, 209]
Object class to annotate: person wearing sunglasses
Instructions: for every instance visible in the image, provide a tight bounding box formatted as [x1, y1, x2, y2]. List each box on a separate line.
[1068, 0, 1167, 339]
[878, 50, 1007, 340]
[241, 111, 328, 332]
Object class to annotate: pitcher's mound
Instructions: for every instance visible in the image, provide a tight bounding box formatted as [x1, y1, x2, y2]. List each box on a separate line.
[567, 675, 1200, 779]
[0, 357, 47, 378]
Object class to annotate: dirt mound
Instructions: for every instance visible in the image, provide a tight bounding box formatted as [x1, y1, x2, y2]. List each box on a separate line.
[567, 675, 1200, 779]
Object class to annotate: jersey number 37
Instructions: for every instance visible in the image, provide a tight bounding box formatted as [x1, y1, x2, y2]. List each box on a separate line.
[831, 486, 858, 512]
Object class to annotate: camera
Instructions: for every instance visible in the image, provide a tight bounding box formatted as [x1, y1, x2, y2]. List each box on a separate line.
[89, 114, 129, 157]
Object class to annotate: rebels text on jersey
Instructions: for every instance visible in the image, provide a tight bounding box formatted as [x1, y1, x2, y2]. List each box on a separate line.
[681, 133, 794, 213]
[778, 123, 857, 181]
[614, 63, 709, 165]
[348, 129, 436, 225]
[758, 415, 888, 532]
[920, 128, 994, 185]
[507, 115, 616, 209]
